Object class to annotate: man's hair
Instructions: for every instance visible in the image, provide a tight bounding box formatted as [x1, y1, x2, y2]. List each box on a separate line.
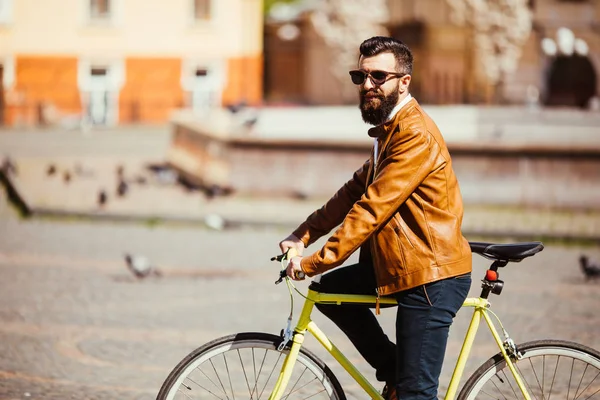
[359, 36, 413, 75]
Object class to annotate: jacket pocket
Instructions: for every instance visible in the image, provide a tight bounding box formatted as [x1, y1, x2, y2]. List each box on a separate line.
[392, 214, 415, 249]
[376, 220, 406, 272]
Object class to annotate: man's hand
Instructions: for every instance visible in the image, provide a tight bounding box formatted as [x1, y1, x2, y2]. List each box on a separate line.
[279, 234, 304, 256]
[286, 256, 305, 281]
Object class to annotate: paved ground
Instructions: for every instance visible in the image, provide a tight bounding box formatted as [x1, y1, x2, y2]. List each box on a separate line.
[1, 126, 599, 399]
[1, 179, 600, 399]
[1, 127, 599, 242]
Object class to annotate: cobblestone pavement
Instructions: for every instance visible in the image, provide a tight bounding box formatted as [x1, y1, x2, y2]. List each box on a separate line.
[1, 185, 600, 400]
[1, 128, 600, 399]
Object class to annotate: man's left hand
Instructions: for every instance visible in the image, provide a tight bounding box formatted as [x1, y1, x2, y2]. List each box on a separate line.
[286, 256, 305, 281]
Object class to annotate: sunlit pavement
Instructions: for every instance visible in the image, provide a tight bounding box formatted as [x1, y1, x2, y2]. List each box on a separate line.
[1, 127, 599, 399]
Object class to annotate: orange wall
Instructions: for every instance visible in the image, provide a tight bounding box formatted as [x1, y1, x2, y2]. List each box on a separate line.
[222, 54, 263, 106]
[13, 56, 80, 125]
[119, 57, 184, 124]
[5, 54, 263, 126]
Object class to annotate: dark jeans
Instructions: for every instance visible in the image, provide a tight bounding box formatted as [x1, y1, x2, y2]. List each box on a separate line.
[313, 262, 471, 400]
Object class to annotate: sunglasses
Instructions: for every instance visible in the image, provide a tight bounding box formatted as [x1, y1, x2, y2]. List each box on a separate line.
[349, 69, 406, 85]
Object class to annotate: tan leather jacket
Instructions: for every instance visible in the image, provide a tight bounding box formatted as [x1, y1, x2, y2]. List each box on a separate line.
[293, 98, 472, 296]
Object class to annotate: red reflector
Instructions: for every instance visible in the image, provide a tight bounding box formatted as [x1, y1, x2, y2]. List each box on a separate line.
[486, 270, 498, 281]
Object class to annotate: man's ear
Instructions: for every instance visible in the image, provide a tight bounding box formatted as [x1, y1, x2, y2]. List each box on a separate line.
[399, 74, 412, 92]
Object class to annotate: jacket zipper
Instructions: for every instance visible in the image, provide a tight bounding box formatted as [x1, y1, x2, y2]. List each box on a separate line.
[369, 148, 382, 316]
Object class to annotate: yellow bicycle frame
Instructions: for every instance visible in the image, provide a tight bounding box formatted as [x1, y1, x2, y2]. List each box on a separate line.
[268, 289, 532, 400]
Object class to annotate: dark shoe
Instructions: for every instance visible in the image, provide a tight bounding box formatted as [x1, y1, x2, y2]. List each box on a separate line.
[381, 383, 397, 400]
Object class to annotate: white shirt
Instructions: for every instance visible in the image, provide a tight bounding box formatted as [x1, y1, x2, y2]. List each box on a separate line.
[374, 93, 413, 168]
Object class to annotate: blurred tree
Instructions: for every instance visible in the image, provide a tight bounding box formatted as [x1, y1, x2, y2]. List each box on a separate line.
[446, 0, 532, 103]
[264, 0, 301, 15]
[310, 0, 389, 99]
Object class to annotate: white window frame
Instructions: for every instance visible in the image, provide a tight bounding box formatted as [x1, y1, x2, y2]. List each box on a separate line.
[0, 0, 14, 25]
[181, 60, 226, 113]
[189, 0, 218, 26]
[78, 58, 125, 126]
[0, 56, 15, 89]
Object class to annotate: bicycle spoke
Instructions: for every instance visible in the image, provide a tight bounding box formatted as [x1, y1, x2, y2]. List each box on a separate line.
[543, 355, 546, 400]
[582, 385, 600, 400]
[500, 368, 519, 399]
[210, 358, 230, 399]
[237, 348, 255, 399]
[479, 388, 500, 399]
[461, 344, 600, 400]
[530, 357, 546, 400]
[303, 388, 327, 399]
[223, 352, 235, 400]
[282, 366, 307, 400]
[251, 348, 269, 400]
[491, 375, 509, 400]
[160, 335, 343, 400]
[258, 351, 284, 400]
[569, 358, 575, 400]
[516, 362, 539, 400]
[574, 364, 590, 400]
[547, 355, 560, 400]
[574, 370, 600, 400]
[197, 366, 224, 395]
[182, 375, 225, 400]
[288, 377, 322, 399]
[177, 387, 196, 400]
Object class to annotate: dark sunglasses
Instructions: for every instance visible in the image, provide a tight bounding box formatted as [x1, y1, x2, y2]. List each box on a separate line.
[349, 69, 406, 85]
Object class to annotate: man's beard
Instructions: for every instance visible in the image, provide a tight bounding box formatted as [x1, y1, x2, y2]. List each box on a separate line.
[359, 85, 400, 126]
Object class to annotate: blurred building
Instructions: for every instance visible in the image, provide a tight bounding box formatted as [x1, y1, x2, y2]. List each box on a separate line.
[264, 0, 599, 107]
[0, 0, 263, 127]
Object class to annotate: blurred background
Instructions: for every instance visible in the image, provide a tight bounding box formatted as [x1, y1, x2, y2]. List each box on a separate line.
[0, 0, 599, 399]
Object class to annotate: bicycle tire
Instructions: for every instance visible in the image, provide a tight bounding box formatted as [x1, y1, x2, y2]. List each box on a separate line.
[458, 339, 600, 400]
[156, 332, 346, 400]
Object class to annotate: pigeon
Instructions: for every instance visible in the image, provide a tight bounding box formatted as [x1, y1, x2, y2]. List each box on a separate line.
[579, 255, 600, 281]
[242, 116, 258, 130]
[116, 179, 128, 197]
[226, 101, 247, 114]
[124, 253, 162, 279]
[203, 184, 234, 200]
[63, 171, 72, 183]
[98, 189, 108, 207]
[46, 164, 57, 176]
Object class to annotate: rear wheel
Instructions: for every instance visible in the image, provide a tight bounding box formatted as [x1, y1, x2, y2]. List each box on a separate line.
[157, 332, 346, 400]
[458, 340, 600, 400]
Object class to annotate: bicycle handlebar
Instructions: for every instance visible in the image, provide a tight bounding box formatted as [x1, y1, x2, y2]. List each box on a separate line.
[272, 248, 305, 283]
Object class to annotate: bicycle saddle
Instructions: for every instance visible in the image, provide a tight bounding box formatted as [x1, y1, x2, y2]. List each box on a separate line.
[469, 241, 544, 263]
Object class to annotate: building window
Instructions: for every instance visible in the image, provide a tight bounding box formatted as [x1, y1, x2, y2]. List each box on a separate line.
[90, 0, 111, 20]
[193, 0, 211, 21]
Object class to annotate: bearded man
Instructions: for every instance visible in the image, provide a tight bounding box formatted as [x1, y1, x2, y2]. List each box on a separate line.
[279, 36, 473, 400]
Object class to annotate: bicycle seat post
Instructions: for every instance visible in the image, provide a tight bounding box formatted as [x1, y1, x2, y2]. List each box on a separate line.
[480, 259, 507, 299]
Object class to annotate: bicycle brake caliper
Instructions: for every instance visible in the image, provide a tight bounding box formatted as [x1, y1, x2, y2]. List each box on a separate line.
[503, 334, 523, 362]
[278, 318, 293, 351]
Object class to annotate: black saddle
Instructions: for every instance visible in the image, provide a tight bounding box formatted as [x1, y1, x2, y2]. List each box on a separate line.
[469, 242, 544, 263]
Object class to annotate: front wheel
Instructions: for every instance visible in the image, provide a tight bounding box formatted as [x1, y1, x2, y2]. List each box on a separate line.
[458, 340, 600, 400]
[157, 332, 346, 400]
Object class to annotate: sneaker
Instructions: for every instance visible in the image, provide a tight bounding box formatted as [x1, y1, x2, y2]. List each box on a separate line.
[381, 383, 397, 400]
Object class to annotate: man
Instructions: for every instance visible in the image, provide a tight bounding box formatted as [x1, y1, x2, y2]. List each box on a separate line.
[279, 36, 472, 400]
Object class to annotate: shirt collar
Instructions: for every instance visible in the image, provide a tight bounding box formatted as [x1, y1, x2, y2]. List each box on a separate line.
[386, 93, 412, 122]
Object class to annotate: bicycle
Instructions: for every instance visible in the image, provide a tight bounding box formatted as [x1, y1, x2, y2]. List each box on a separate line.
[157, 241, 600, 400]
